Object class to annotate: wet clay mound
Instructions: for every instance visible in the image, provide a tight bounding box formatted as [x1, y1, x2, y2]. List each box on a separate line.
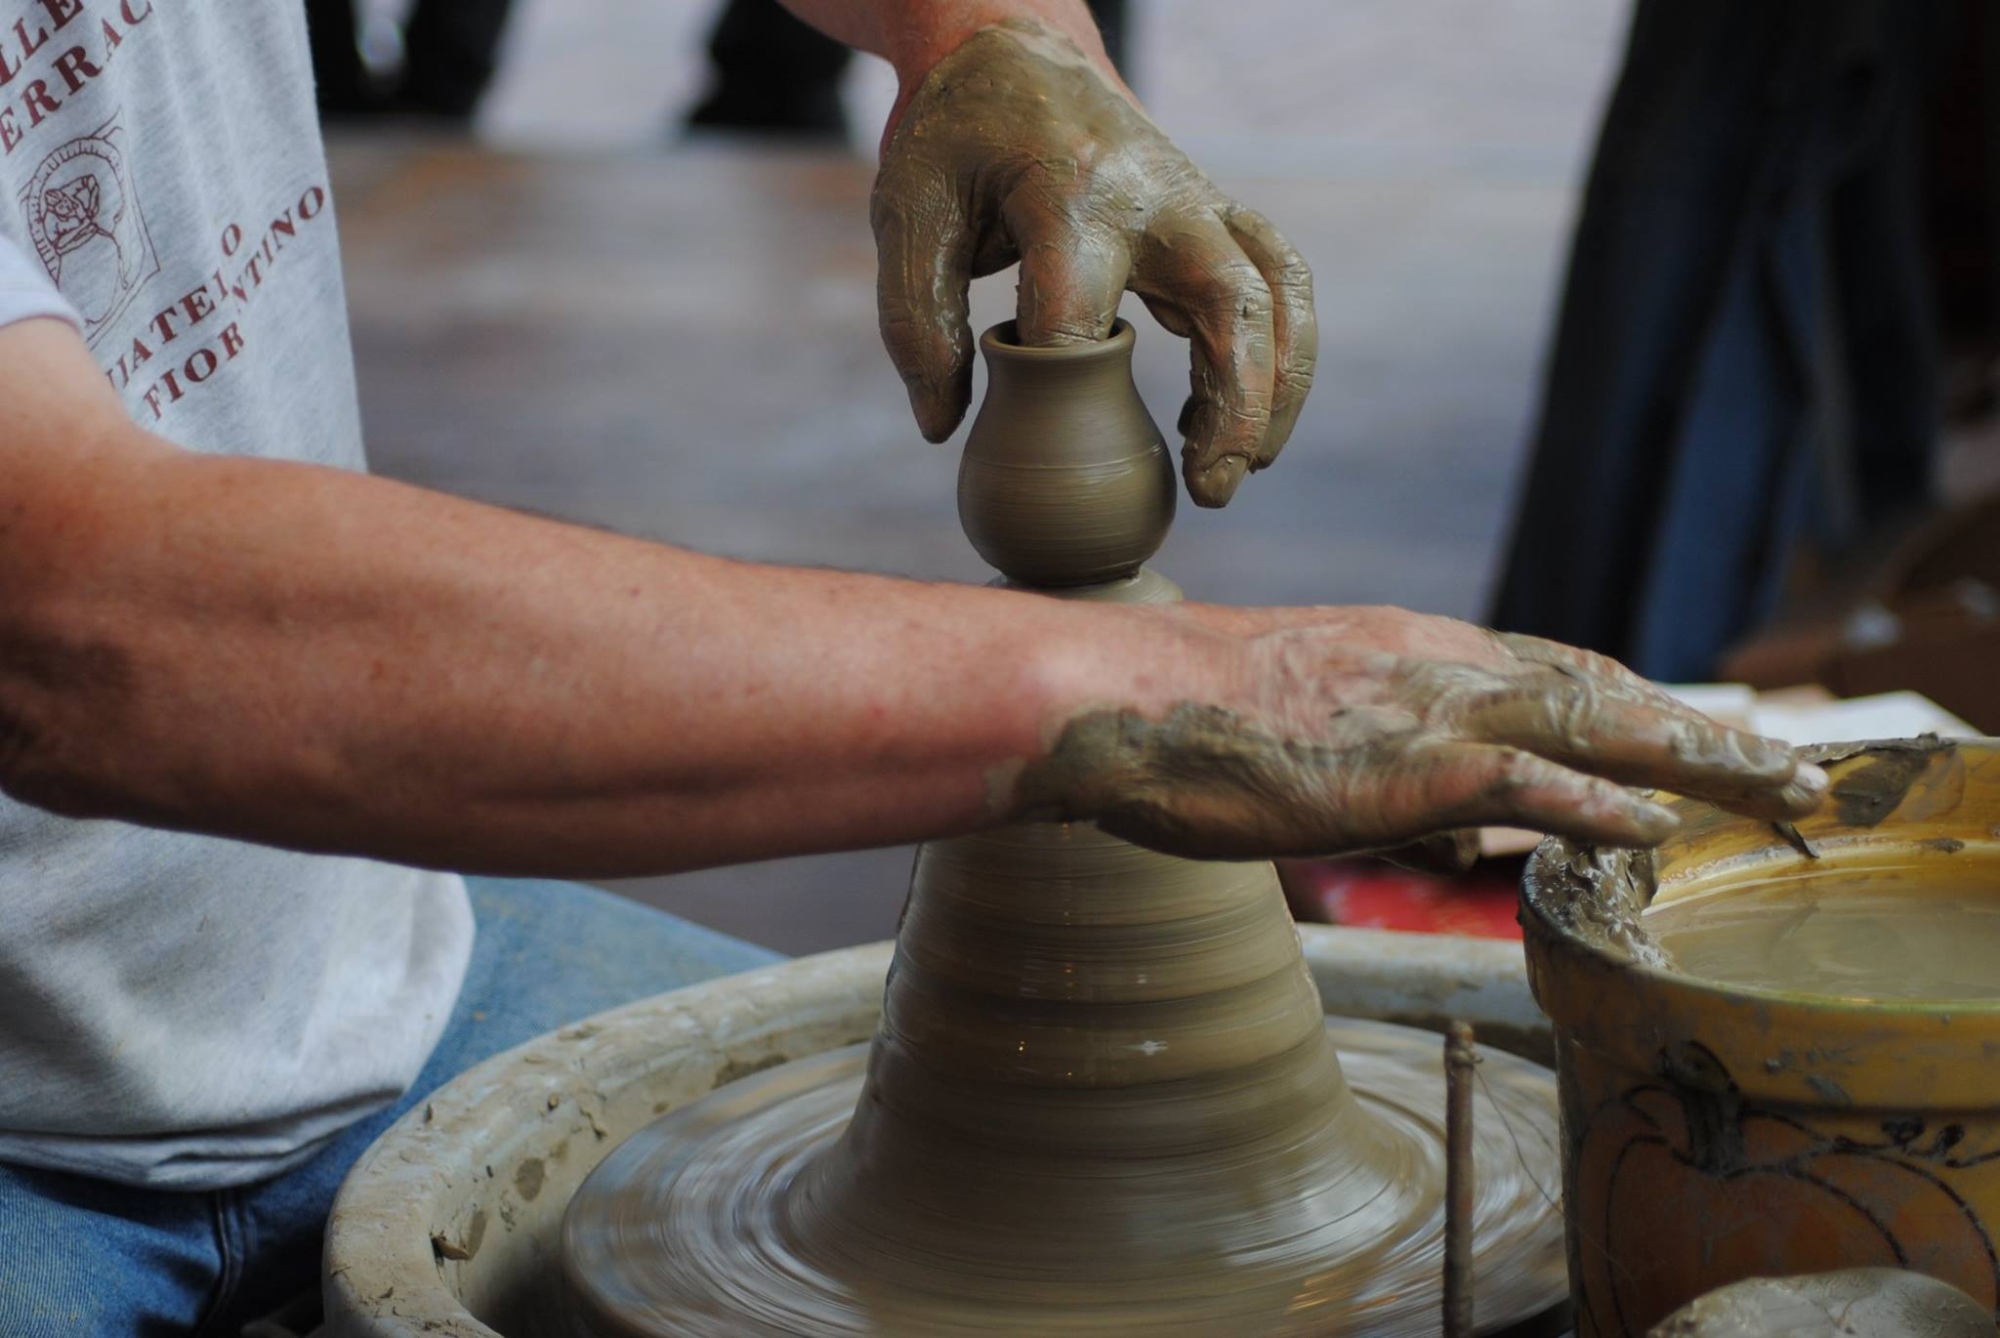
[564, 1021, 1563, 1335]
[562, 824, 1566, 1333]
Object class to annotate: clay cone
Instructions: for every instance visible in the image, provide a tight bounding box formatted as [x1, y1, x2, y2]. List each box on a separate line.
[786, 828, 1411, 1302]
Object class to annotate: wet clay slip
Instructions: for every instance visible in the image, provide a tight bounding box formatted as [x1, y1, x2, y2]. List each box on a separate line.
[1646, 867, 2000, 1002]
[559, 323, 1569, 1335]
[1523, 739, 2000, 1337]
[1651, 1268, 1996, 1338]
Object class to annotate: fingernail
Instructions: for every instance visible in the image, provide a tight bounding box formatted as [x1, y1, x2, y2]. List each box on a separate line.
[1192, 455, 1248, 507]
[1774, 763, 1830, 817]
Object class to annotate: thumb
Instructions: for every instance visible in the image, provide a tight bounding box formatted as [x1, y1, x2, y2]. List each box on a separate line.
[871, 164, 978, 442]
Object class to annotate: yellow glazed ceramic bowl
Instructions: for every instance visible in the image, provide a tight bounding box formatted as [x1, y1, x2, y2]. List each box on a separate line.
[1522, 739, 2000, 1337]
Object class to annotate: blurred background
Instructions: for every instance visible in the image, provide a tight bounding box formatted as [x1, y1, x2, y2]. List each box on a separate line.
[319, 0, 2000, 953]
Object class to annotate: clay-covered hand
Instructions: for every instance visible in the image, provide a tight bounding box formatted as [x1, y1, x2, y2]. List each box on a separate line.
[873, 20, 1314, 507]
[1014, 607, 1829, 860]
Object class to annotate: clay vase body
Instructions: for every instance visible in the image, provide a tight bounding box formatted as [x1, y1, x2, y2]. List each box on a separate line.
[957, 320, 1175, 588]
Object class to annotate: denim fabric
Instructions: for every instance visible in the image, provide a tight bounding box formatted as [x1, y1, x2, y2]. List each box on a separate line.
[1491, 0, 1945, 680]
[0, 877, 780, 1336]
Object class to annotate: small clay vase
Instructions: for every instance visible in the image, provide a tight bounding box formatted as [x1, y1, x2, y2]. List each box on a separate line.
[958, 319, 1176, 588]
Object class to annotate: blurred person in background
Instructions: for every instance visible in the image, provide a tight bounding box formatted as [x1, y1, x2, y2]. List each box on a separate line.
[1491, 1, 1958, 683]
[305, 0, 1130, 135]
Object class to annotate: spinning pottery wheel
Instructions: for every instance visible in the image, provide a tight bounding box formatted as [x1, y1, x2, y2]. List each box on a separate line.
[561, 322, 1569, 1335]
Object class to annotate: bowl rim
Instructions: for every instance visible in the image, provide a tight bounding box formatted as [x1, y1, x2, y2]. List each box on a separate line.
[1520, 738, 2000, 1108]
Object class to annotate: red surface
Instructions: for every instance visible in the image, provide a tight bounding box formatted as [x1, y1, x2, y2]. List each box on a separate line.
[1284, 858, 1523, 941]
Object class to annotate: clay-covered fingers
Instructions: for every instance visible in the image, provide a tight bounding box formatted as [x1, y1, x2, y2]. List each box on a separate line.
[1488, 631, 1829, 817]
[871, 167, 980, 442]
[1397, 744, 1681, 849]
[1133, 215, 1277, 507]
[1492, 630, 1689, 712]
[1223, 208, 1317, 463]
[871, 21, 1316, 487]
[1454, 672, 1825, 821]
[1010, 194, 1133, 346]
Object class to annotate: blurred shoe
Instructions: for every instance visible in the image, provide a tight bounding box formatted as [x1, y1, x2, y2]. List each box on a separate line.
[682, 0, 852, 142]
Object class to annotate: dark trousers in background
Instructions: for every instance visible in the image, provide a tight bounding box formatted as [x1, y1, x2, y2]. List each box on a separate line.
[307, 0, 1132, 130]
[307, 0, 515, 118]
[1490, 0, 1950, 682]
[688, 0, 1130, 137]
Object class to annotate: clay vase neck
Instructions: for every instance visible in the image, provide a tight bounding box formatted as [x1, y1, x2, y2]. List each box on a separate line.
[957, 319, 1176, 589]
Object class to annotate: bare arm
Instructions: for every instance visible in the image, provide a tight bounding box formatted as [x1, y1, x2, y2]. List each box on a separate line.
[0, 319, 1821, 880]
[772, 0, 1121, 115]
[0, 318, 1158, 876]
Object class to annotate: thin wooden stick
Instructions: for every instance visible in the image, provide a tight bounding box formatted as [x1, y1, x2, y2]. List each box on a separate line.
[1444, 1020, 1478, 1338]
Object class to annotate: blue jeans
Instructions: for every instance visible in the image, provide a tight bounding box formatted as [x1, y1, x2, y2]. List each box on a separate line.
[0, 877, 780, 1336]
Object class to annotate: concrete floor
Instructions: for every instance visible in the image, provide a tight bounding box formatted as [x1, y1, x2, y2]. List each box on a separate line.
[331, 2, 1630, 954]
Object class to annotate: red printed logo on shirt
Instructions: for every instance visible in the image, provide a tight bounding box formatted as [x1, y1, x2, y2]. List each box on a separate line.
[20, 111, 157, 344]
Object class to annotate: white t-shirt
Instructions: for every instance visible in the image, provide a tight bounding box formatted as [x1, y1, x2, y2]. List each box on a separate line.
[0, 0, 473, 1189]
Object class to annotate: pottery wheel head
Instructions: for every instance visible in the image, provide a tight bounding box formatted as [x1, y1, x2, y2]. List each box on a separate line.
[561, 1019, 1569, 1336]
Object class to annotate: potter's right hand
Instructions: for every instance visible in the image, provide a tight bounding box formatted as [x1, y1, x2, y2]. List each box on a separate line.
[1011, 606, 1829, 861]
[872, 20, 1315, 507]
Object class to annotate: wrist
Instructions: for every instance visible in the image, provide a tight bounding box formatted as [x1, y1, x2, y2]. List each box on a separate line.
[884, 3, 1109, 78]
[882, 5, 1123, 134]
[1003, 604, 1229, 822]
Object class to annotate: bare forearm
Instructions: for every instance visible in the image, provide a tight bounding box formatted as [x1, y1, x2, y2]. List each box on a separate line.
[778, 0, 1106, 71]
[0, 438, 1180, 876]
[0, 429, 1826, 874]
[774, 0, 1125, 123]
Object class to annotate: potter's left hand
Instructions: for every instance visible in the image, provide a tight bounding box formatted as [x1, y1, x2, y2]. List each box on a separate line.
[872, 19, 1315, 507]
[1012, 606, 1830, 863]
